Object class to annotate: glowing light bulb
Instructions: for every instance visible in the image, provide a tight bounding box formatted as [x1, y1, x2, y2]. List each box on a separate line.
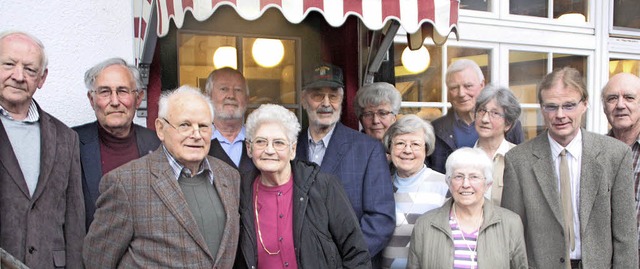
[252, 38, 284, 68]
[401, 46, 430, 74]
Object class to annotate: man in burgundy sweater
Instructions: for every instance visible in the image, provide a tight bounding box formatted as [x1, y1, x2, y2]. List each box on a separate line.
[73, 58, 160, 230]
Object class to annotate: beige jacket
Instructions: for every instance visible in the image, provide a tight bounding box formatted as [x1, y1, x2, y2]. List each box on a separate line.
[407, 199, 528, 269]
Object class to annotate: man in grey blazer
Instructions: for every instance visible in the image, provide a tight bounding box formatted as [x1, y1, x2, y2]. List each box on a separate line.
[84, 86, 240, 268]
[73, 58, 160, 230]
[502, 67, 638, 268]
[0, 31, 84, 268]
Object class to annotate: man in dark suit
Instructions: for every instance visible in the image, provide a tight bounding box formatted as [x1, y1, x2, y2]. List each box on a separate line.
[295, 63, 395, 266]
[0, 31, 84, 268]
[205, 67, 254, 175]
[502, 67, 638, 268]
[427, 59, 524, 174]
[84, 85, 240, 268]
[73, 58, 160, 229]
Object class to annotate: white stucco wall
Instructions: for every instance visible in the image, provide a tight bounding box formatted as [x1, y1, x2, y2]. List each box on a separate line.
[1, 0, 147, 127]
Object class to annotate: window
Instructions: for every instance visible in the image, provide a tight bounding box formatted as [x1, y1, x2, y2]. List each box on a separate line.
[461, 0, 491, 12]
[510, 0, 587, 22]
[609, 59, 640, 77]
[177, 32, 300, 115]
[612, 0, 640, 31]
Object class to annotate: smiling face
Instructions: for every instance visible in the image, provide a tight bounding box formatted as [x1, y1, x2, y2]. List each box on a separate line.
[360, 103, 397, 141]
[447, 67, 484, 117]
[475, 98, 510, 140]
[540, 83, 587, 147]
[0, 34, 47, 114]
[302, 87, 343, 129]
[209, 71, 248, 121]
[156, 93, 213, 172]
[390, 130, 427, 178]
[449, 166, 488, 209]
[602, 73, 640, 134]
[247, 122, 296, 177]
[89, 64, 142, 136]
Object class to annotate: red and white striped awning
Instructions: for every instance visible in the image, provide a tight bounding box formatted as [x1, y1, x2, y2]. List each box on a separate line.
[133, 0, 459, 64]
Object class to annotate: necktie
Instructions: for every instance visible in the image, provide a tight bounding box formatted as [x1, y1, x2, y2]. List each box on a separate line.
[560, 149, 575, 256]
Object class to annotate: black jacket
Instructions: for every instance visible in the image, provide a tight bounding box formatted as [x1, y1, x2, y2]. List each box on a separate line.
[235, 160, 372, 269]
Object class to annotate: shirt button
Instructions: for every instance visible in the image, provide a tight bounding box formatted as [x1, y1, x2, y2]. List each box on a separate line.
[279, 237, 283, 241]
[279, 214, 284, 218]
[277, 191, 282, 196]
[284, 262, 289, 267]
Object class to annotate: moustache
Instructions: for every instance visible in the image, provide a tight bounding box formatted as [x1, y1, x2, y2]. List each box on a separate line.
[316, 107, 334, 113]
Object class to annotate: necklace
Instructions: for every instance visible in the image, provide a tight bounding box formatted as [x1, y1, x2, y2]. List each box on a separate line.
[452, 204, 483, 268]
[254, 180, 281, 255]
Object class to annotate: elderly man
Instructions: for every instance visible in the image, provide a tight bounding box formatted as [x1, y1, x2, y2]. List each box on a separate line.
[0, 31, 84, 268]
[295, 63, 395, 267]
[205, 67, 254, 174]
[601, 72, 640, 258]
[427, 59, 524, 173]
[502, 67, 638, 268]
[83, 86, 240, 268]
[73, 58, 160, 229]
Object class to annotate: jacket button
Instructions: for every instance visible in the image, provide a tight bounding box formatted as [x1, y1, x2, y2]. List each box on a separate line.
[560, 257, 565, 263]
[28, 246, 36, 254]
[31, 203, 36, 210]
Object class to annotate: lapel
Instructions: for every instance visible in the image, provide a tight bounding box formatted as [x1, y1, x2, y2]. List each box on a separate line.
[148, 149, 213, 259]
[78, 122, 102, 203]
[208, 138, 236, 168]
[0, 118, 30, 197]
[32, 107, 56, 201]
[578, 130, 601, 233]
[208, 157, 236, 264]
[134, 124, 158, 156]
[436, 112, 457, 150]
[530, 132, 564, 226]
[318, 123, 350, 174]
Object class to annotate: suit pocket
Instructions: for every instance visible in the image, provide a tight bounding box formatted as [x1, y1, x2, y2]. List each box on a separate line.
[53, 250, 66, 268]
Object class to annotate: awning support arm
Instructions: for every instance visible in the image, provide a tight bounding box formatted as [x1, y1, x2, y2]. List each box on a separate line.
[363, 21, 400, 85]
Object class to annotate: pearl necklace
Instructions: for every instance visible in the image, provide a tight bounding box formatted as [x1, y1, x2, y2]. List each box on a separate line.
[452, 204, 483, 268]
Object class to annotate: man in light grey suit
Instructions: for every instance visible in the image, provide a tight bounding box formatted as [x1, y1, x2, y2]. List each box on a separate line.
[83, 86, 240, 268]
[502, 67, 638, 268]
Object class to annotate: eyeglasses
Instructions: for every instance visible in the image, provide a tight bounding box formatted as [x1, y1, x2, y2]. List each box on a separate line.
[361, 110, 395, 120]
[250, 138, 290, 151]
[162, 118, 212, 137]
[475, 108, 504, 120]
[309, 92, 342, 103]
[92, 88, 137, 99]
[392, 140, 424, 152]
[541, 101, 581, 113]
[450, 174, 485, 183]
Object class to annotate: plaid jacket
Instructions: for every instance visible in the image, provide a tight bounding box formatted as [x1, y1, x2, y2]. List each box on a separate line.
[83, 147, 240, 269]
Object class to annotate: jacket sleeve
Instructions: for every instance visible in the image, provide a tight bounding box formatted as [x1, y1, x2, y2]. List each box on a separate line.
[66, 133, 86, 268]
[325, 175, 373, 269]
[508, 214, 528, 269]
[406, 220, 424, 269]
[501, 153, 527, 228]
[360, 141, 395, 256]
[83, 173, 134, 269]
[610, 148, 639, 268]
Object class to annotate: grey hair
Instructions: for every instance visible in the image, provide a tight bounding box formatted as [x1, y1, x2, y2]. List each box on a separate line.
[158, 85, 214, 120]
[446, 59, 484, 84]
[444, 147, 493, 187]
[204, 67, 249, 95]
[353, 82, 402, 118]
[383, 114, 436, 156]
[84, 58, 143, 91]
[245, 104, 301, 143]
[475, 85, 522, 129]
[0, 30, 48, 76]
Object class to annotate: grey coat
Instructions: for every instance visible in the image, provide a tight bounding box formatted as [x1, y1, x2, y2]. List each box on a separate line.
[502, 130, 639, 268]
[407, 198, 528, 269]
[0, 103, 85, 268]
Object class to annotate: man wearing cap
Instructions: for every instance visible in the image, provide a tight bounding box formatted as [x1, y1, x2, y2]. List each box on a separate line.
[296, 63, 395, 267]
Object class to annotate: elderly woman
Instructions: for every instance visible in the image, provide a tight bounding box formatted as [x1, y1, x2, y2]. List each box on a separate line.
[407, 147, 527, 269]
[381, 115, 448, 269]
[473, 85, 521, 205]
[236, 104, 371, 269]
[354, 82, 402, 141]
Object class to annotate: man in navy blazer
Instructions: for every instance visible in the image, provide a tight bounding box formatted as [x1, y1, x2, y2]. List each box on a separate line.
[73, 58, 160, 229]
[204, 68, 254, 175]
[295, 63, 395, 266]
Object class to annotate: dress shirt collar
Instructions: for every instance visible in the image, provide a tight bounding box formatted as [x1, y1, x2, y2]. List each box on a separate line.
[0, 99, 40, 122]
[162, 145, 213, 184]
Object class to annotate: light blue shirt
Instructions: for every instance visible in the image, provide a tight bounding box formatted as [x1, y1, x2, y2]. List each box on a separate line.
[211, 126, 246, 167]
[307, 126, 336, 165]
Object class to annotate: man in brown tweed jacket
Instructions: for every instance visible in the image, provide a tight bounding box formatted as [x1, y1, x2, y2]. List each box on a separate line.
[83, 85, 240, 268]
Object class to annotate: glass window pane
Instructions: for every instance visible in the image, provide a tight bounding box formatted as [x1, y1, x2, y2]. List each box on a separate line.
[461, 0, 491, 12]
[520, 107, 545, 142]
[178, 33, 237, 92]
[509, 51, 547, 104]
[609, 59, 640, 78]
[447, 47, 492, 83]
[613, 0, 640, 30]
[510, 0, 547, 17]
[552, 54, 587, 77]
[242, 37, 297, 105]
[394, 43, 443, 120]
[554, 0, 587, 21]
